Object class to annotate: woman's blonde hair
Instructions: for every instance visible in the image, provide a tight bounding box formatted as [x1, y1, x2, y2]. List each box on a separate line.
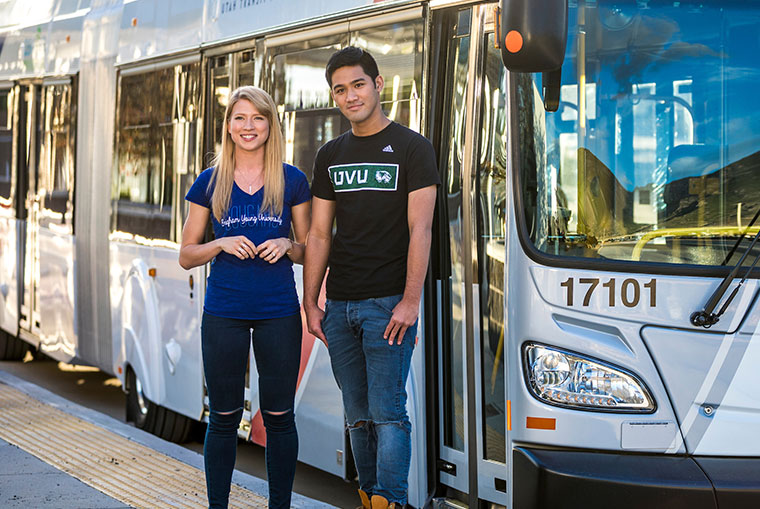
[208, 86, 285, 221]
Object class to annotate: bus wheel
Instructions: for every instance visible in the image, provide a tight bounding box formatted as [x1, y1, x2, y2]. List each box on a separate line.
[126, 368, 157, 431]
[151, 405, 193, 443]
[126, 368, 193, 443]
[0, 329, 29, 361]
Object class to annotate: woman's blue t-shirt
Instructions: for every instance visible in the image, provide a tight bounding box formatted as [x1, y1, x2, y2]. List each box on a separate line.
[185, 164, 310, 320]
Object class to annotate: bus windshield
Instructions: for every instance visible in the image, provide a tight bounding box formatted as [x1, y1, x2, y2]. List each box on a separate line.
[517, 0, 760, 266]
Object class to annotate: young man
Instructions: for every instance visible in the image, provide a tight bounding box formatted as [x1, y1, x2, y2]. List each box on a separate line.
[304, 47, 439, 509]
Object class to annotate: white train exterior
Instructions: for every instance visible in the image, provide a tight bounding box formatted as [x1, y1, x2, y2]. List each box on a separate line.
[1, 1, 759, 508]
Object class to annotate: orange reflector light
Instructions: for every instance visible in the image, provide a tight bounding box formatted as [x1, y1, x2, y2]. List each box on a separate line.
[65, 35, 71, 43]
[507, 400, 512, 431]
[148, 268, 157, 278]
[131, 17, 138, 27]
[117, 366, 123, 374]
[526, 416, 556, 430]
[505, 30, 524, 53]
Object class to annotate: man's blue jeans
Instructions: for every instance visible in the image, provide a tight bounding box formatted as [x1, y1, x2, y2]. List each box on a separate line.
[323, 294, 416, 506]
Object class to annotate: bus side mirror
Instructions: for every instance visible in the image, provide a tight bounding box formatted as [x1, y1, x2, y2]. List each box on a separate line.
[498, 0, 568, 72]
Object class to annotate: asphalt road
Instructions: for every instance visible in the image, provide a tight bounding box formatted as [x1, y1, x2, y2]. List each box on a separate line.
[0, 354, 359, 509]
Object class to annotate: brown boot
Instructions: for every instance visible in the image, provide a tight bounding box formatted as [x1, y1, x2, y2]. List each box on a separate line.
[370, 494, 401, 509]
[356, 489, 371, 509]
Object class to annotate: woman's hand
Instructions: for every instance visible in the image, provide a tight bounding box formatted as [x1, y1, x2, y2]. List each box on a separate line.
[257, 238, 292, 264]
[219, 236, 258, 260]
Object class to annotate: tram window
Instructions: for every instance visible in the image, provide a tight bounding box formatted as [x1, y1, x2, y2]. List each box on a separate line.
[208, 55, 231, 166]
[518, 1, 760, 267]
[350, 19, 424, 131]
[38, 83, 76, 229]
[113, 62, 201, 242]
[477, 33, 507, 464]
[173, 62, 202, 240]
[268, 37, 348, 180]
[206, 49, 256, 168]
[271, 42, 338, 111]
[238, 49, 255, 87]
[0, 89, 11, 201]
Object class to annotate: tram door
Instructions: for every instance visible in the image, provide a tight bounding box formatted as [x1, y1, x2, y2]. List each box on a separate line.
[433, 4, 509, 506]
[18, 80, 77, 354]
[18, 83, 41, 339]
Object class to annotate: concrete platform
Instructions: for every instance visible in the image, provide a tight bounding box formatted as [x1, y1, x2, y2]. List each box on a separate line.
[0, 369, 335, 508]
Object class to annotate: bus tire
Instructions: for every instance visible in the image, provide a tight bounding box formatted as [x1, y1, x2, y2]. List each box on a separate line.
[126, 368, 193, 442]
[126, 368, 157, 431]
[0, 329, 29, 361]
[153, 405, 193, 443]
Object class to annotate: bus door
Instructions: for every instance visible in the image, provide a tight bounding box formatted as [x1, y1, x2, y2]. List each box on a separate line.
[431, 4, 508, 506]
[258, 26, 351, 477]
[28, 80, 78, 357]
[0, 83, 19, 337]
[16, 79, 78, 356]
[18, 82, 42, 341]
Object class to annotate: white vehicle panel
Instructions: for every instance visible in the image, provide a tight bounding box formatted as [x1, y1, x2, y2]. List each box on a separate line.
[118, 0, 204, 65]
[202, 0, 399, 43]
[693, 318, 760, 456]
[530, 266, 755, 332]
[110, 239, 204, 420]
[0, 214, 19, 336]
[37, 226, 77, 359]
[507, 241, 686, 454]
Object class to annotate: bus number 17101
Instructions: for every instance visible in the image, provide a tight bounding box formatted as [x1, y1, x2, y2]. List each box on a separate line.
[560, 277, 657, 308]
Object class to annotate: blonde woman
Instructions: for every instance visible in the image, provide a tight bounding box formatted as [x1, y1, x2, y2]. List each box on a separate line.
[179, 86, 310, 509]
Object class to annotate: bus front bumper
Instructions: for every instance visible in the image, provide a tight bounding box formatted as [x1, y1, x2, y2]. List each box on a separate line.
[513, 446, 760, 509]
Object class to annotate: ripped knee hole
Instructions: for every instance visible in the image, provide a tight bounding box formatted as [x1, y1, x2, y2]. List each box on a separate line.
[263, 408, 292, 416]
[212, 407, 243, 416]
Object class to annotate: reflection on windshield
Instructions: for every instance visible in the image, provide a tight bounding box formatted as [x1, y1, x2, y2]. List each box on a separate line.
[518, 1, 760, 266]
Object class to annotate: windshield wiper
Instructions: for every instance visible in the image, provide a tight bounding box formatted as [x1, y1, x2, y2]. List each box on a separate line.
[691, 214, 760, 328]
[721, 208, 760, 266]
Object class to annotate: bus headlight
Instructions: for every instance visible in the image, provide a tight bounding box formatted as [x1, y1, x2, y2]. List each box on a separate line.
[524, 344, 655, 412]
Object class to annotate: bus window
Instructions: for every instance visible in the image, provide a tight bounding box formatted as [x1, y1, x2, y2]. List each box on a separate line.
[350, 18, 424, 131]
[208, 55, 231, 166]
[0, 88, 11, 203]
[237, 49, 255, 88]
[477, 32, 508, 464]
[268, 36, 348, 181]
[38, 82, 76, 231]
[112, 61, 201, 243]
[517, 1, 760, 268]
[172, 63, 202, 240]
[206, 48, 257, 169]
[439, 10, 470, 452]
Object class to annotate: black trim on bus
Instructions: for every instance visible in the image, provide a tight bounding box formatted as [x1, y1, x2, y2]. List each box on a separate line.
[14, 83, 29, 221]
[506, 76, 760, 281]
[424, 6, 459, 504]
[513, 446, 723, 509]
[694, 456, 760, 508]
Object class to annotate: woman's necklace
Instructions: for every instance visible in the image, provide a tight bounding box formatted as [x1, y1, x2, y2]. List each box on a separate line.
[236, 170, 262, 195]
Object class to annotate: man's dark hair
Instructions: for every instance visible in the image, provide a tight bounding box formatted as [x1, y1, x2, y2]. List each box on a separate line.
[325, 46, 380, 86]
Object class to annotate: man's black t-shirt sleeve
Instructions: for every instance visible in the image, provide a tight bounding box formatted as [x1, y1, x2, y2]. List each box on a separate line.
[311, 143, 336, 201]
[405, 135, 441, 192]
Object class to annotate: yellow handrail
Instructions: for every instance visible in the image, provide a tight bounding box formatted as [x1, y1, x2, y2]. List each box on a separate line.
[631, 226, 760, 261]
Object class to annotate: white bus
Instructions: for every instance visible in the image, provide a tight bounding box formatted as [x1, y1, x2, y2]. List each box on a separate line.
[1, 0, 759, 507]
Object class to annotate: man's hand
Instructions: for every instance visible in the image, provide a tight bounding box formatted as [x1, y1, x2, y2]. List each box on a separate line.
[384, 298, 418, 345]
[305, 305, 327, 346]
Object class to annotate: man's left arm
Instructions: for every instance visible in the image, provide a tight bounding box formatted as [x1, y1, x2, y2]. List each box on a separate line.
[384, 184, 437, 345]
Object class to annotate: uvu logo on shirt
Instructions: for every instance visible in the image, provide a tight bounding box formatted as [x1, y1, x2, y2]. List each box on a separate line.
[328, 163, 399, 192]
